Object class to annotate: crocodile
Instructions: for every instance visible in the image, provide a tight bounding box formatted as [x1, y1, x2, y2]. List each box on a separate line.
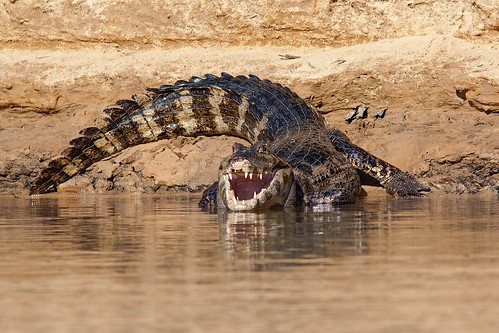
[30, 73, 429, 211]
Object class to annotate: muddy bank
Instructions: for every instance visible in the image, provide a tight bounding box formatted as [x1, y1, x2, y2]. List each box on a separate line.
[0, 1, 498, 196]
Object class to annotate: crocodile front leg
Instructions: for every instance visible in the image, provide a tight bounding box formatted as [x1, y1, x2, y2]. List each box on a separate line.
[328, 129, 430, 196]
[304, 188, 356, 205]
[198, 181, 218, 211]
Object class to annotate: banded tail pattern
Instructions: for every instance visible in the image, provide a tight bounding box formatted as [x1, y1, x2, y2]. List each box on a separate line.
[30, 73, 331, 194]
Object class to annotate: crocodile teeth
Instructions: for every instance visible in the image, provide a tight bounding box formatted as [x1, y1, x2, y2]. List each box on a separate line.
[227, 171, 267, 181]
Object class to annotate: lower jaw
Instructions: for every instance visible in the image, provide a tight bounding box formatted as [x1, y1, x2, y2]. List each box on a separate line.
[226, 195, 259, 211]
[225, 193, 287, 211]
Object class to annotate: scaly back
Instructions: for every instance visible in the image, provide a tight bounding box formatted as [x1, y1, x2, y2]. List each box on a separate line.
[30, 73, 354, 195]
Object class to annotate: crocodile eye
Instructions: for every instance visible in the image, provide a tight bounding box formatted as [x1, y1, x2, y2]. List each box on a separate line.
[257, 144, 269, 154]
[232, 142, 246, 153]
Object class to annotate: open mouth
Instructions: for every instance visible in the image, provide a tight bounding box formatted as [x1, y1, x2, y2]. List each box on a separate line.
[224, 171, 274, 201]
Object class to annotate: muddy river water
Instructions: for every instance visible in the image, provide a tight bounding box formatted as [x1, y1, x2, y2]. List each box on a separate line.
[0, 192, 498, 333]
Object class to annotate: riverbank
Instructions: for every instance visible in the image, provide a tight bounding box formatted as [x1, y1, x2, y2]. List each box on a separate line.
[1, 1, 497, 195]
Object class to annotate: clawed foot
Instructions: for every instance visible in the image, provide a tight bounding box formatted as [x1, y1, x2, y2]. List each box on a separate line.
[383, 172, 430, 197]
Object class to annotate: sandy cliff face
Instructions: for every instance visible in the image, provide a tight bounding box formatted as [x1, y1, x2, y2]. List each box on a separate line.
[2, 0, 498, 47]
[0, 0, 497, 195]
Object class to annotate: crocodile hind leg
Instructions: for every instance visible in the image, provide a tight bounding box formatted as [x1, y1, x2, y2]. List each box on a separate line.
[328, 129, 430, 196]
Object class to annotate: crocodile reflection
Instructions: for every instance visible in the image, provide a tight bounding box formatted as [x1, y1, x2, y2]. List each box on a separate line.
[217, 206, 373, 269]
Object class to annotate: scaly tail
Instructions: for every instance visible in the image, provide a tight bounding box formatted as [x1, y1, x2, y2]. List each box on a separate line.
[30, 73, 263, 194]
[30, 90, 159, 194]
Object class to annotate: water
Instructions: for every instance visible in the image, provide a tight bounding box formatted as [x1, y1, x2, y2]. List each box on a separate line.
[0, 192, 498, 333]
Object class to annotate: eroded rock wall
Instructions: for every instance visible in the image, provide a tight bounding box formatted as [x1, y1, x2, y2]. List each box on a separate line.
[2, 0, 498, 47]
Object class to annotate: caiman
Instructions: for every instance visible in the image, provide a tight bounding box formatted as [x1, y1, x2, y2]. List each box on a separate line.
[30, 73, 429, 211]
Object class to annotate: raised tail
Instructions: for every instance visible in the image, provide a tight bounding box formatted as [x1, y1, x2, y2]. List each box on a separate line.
[30, 91, 158, 194]
[30, 73, 263, 194]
